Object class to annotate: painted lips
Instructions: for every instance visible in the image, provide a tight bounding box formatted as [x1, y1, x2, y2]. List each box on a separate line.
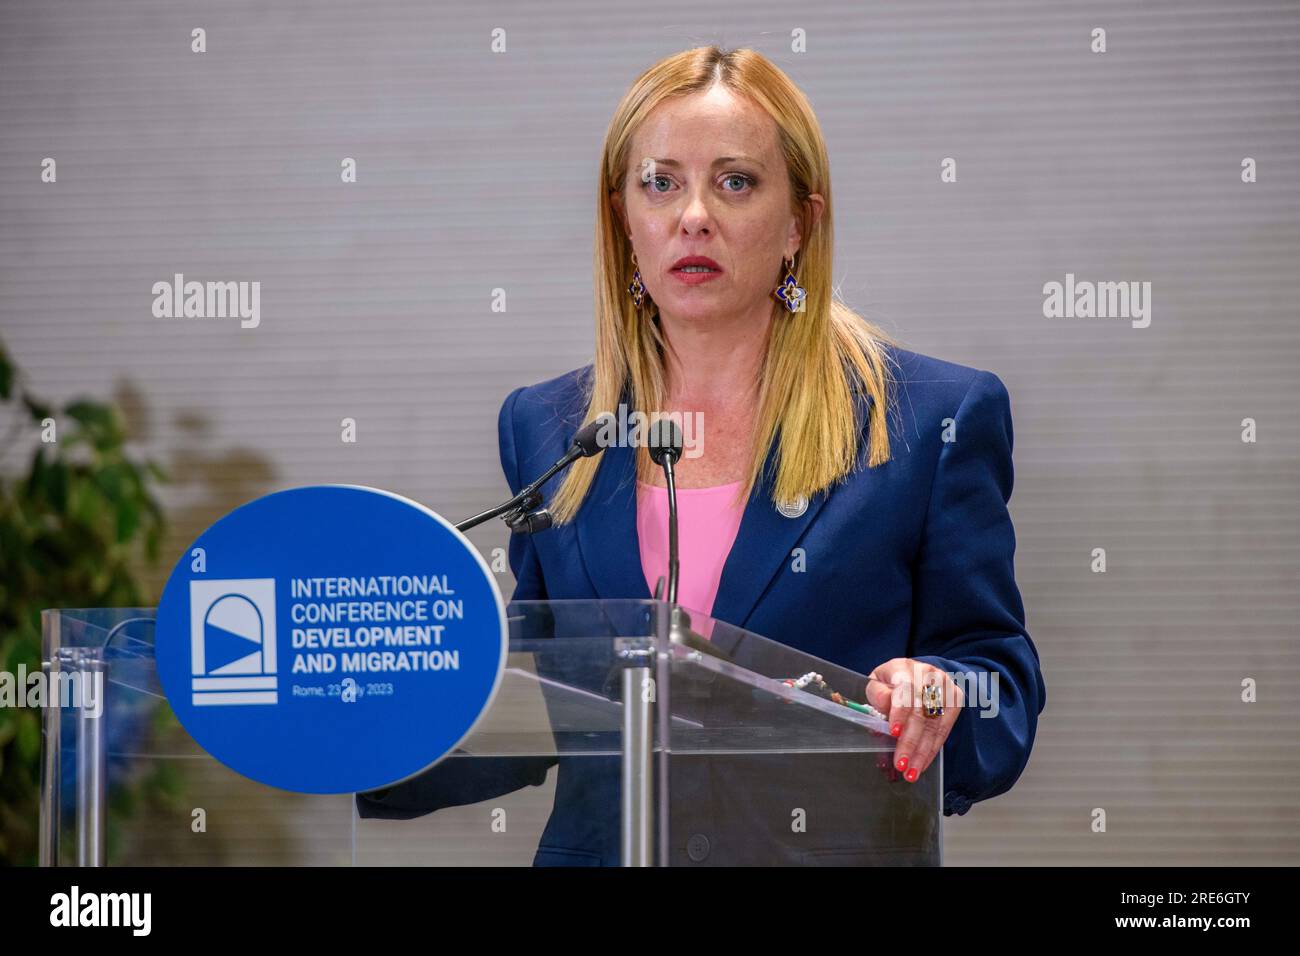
[670, 256, 723, 285]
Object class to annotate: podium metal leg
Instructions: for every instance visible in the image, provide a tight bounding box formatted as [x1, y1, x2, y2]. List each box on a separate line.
[621, 665, 652, 866]
[39, 660, 60, 867]
[75, 659, 107, 867]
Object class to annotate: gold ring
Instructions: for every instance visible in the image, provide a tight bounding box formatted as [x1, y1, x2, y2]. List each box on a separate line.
[922, 682, 944, 719]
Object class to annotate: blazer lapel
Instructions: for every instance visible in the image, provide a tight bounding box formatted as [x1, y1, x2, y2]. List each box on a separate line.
[711, 389, 876, 629]
[707, 448, 828, 629]
[573, 388, 876, 623]
[575, 437, 653, 601]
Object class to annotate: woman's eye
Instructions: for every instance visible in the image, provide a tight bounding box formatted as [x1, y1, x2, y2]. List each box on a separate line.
[643, 174, 753, 194]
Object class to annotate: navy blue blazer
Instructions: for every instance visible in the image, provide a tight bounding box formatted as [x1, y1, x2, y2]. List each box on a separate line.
[357, 345, 1046, 864]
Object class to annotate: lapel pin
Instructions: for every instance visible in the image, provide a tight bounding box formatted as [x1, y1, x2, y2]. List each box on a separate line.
[776, 495, 808, 519]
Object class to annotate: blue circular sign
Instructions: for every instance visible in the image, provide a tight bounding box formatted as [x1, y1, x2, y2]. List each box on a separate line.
[156, 485, 507, 794]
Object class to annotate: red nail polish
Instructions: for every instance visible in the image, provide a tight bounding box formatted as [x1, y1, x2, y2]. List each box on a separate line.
[905, 767, 918, 783]
[890, 723, 902, 737]
[895, 755, 908, 772]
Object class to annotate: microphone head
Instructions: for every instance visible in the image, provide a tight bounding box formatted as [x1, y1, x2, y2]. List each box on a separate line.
[647, 418, 684, 466]
[524, 508, 553, 533]
[571, 415, 611, 458]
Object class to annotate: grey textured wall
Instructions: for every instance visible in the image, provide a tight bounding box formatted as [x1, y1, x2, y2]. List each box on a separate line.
[3, 0, 1298, 865]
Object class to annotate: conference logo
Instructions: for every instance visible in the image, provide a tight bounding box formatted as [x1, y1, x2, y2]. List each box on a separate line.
[155, 486, 508, 794]
[190, 579, 278, 706]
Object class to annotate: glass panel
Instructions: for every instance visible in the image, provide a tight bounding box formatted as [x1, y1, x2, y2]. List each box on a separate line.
[352, 600, 659, 866]
[41, 609, 353, 865]
[658, 606, 942, 866]
[40, 601, 939, 866]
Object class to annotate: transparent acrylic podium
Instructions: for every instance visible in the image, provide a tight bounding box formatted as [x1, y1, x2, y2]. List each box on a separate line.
[40, 600, 940, 866]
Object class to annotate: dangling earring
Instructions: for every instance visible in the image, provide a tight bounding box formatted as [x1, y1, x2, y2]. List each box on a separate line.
[773, 254, 806, 313]
[628, 251, 650, 309]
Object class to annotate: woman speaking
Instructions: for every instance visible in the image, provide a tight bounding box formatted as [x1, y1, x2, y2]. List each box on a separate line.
[361, 45, 1046, 864]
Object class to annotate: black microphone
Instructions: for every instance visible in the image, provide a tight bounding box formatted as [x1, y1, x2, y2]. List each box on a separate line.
[644, 418, 727, 660]
[647, 418, 684, 603]
[458, 414, 609, 533]
[507, 507, 552, 534]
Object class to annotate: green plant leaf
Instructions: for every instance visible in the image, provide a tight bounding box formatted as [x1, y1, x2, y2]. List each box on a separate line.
[0, 337, 170, 865]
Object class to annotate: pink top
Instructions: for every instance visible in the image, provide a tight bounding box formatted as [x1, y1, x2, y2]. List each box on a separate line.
[636, 479, 746, 627]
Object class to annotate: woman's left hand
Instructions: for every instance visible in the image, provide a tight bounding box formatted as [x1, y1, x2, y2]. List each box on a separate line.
[865, 658, 964, 784]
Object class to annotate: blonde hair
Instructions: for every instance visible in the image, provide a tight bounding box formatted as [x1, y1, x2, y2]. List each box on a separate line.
[549, 45, 897, 524]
